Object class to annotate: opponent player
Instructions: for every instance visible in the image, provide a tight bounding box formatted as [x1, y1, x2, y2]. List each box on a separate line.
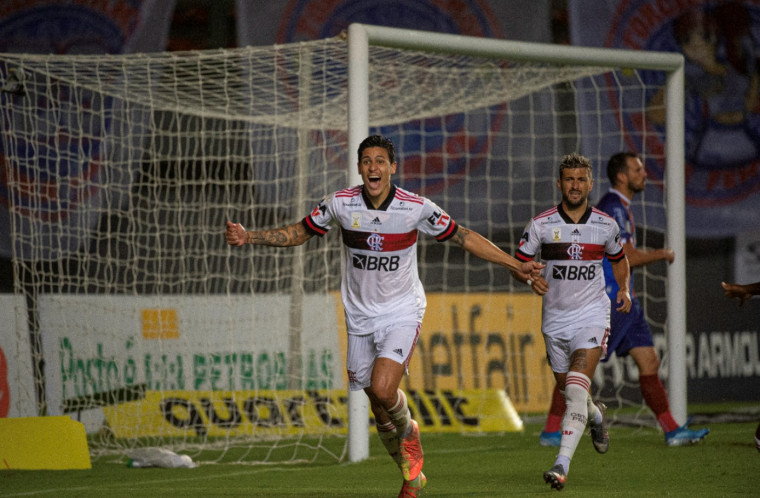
[721, 280, 760, 452]
[538, 152, 709, 448]
[226, 135, 544, 497]
[512, 152, 631, 491]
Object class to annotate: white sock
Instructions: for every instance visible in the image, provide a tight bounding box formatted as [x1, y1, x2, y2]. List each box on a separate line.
[388, 390, 411, 438]
[376, 421, 401, 466]
[556, 372, 592, 472]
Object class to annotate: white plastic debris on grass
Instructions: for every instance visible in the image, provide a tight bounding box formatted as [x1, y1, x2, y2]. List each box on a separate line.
[125, 447, 197, 468]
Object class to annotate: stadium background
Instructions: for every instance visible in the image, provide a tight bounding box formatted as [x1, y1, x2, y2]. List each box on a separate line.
[0, 0, 758, 418]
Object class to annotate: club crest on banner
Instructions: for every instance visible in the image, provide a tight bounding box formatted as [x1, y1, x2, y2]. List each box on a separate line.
[276, 0, 505, 196]
[603, 0, 760, 207]
[0, 1, 174, 260]
[0, 3, 137, 54]
[0, 3, 136, 225]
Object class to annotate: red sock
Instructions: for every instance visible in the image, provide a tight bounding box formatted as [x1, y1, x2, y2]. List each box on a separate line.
[640, 374, 679, 432]
[543, 384, 566, 433]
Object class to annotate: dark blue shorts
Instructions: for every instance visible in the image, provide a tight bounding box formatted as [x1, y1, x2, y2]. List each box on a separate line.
[602, 298, 653, 361]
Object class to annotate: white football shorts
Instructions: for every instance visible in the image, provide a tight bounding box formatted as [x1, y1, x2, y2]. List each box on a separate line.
[346, 320, 421, 391]
[543, 326, 609, 374]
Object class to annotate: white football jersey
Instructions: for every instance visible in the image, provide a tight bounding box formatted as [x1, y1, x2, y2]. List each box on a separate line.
[516, 204, 625, 339]
[303, 184, 457, 334]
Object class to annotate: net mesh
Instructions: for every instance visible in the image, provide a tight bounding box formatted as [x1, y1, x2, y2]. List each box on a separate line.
[0, 34, 670, 462]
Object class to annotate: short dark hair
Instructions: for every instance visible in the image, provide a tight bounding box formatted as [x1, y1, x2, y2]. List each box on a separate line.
[558, 152, 592, 178]
[607, 152, 638, 185]
[358, 135, 395, 164]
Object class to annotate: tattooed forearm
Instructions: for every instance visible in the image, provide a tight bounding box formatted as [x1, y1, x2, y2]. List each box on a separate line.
[450, 226, 470, 247]
[447, 224, 524, 272]
[248, 223, 309, 247]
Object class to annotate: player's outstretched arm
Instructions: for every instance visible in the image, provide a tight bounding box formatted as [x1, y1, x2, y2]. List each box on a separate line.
[624, 241, 675, 268]
[449, 225, 544, 275]
[225, 220, 313, 247]
[722, 281, 760, 307]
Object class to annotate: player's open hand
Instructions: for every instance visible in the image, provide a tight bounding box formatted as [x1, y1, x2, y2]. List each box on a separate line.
[616, 289, 632, 313]
[515, 261, 547, 296]
[527, 274, 549, 296]
[226, 221, 246, 246]
[511, 267, 548, 296]
[722, 282, 750, 307]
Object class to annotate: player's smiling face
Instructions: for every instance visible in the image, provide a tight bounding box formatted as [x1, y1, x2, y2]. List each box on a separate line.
[359, 146, 397, 208]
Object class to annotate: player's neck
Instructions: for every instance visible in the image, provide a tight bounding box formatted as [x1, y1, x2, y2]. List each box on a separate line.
[364, 185, 392, 209]
[561, 201, 588, 223]
[612, 184, 634, 203]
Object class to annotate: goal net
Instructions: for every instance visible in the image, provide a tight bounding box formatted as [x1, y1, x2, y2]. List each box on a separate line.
[0, 27, 680, 463]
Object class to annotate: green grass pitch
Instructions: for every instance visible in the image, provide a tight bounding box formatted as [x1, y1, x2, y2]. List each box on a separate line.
[2, 418, 755, 496]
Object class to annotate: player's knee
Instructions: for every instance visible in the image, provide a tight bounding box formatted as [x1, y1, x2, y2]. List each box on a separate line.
[368, 384, 399, 410]
[638, 362, 660, 377]
[633, 347, 660, 374]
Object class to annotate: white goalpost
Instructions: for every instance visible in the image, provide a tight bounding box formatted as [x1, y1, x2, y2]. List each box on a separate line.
[0, 24, 684, 465]
[345, 23, 686, 462]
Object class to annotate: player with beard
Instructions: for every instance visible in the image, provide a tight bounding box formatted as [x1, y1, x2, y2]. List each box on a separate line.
[538, 152, 709, 447]
[512, 152, 631, 490]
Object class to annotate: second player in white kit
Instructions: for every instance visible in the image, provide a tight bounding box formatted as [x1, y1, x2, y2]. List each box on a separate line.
[512, 152, 631, 491]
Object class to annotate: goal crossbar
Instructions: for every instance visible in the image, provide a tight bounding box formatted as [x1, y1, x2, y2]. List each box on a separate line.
[346, 23, 686, 462]
[0, 23, 685, 465]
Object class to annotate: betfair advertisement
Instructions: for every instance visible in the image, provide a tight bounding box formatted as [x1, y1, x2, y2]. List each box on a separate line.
[336, 292, 553, 414]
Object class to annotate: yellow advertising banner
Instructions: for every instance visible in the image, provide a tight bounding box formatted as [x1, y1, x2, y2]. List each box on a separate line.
[335, 292, 554, 414]
[101, 292, 553, 440]
[102, 388, 522, 437]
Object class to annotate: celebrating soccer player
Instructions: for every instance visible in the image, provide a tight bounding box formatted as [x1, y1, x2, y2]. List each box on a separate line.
[538, 152, 709, 448]
[512, 152, 630, 491]
[226, 135, 543, 496]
